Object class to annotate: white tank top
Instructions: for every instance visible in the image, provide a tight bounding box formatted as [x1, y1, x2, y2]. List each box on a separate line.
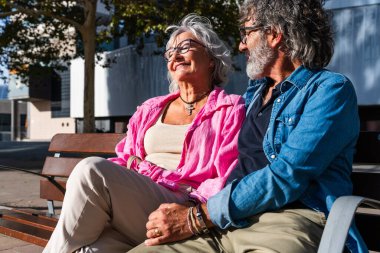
[144, 112, 190, 171]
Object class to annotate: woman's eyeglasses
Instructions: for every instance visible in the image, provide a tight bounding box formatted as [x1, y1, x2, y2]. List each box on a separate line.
[239, 25, 262, 44]
[164, 39, 206, 62]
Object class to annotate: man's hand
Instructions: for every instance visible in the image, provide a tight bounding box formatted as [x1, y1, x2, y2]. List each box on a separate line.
[144, 203, 193, 246]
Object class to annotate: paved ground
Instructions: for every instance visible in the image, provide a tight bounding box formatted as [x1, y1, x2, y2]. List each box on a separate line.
[0, 141, 59, 253]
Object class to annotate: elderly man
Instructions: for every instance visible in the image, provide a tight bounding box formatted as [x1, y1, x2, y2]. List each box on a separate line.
[130, 0, 367, 252]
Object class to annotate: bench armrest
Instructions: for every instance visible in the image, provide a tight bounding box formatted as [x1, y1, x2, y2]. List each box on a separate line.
[317, 196, 380, 253]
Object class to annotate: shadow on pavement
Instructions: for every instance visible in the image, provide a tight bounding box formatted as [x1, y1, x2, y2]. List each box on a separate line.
[0, 141, 49, 170]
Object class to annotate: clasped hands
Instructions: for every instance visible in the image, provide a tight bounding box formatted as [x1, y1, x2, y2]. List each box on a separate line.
[144, 203, 194, 246]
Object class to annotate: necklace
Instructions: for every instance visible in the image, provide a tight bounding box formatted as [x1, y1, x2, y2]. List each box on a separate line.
[179, 90, 211, 116]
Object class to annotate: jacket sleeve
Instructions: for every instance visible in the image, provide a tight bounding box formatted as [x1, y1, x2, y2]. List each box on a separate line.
[208, 78, 360, 229]
[191, 98, 246, 202]
[108, 107, 143, 170]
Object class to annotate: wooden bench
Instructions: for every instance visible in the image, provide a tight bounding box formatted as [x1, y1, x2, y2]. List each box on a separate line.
[318, 131, 380, 252]
[0, 131, 379, 251]
[0, 133, 125, 246]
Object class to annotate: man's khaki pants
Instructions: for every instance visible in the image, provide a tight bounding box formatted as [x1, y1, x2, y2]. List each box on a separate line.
[130, 208, 326, 253]
[43, 157, 188, 253]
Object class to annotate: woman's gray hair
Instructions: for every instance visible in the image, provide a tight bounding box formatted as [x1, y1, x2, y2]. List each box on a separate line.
[165, 14, 232, 92]
[240, 0, 333, 69]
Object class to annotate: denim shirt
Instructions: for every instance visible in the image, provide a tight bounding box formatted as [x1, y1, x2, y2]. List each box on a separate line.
[207, 66, 367, 253]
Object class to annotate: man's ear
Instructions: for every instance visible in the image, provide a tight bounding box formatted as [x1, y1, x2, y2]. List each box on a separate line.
[267, 29, 283, 48]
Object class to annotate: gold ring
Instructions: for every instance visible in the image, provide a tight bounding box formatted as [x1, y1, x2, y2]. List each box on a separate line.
[154, 228, 162, 237]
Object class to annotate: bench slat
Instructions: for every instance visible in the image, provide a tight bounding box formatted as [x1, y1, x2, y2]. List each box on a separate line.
[354, 131, 380, 163]
[41, 157, 83, 176]
[0, 211, 57, 231]
[40, 179, 66, 202]
[352, 171, 380, 201]
[2, 208, 58, 221]
[0, 219, 52, 247]
[355, 213, 380, 251]
[48, 133, 125, 154]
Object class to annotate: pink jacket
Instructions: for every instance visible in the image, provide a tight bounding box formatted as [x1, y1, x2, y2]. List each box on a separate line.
[109, 87, 245, 202]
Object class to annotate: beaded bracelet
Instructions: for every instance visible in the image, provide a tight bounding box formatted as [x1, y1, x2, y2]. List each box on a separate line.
[189, 206, 201, 235]
[126, 155, 142, 169]
[187, 207, 196, 235]
[195, 204, 210, 234]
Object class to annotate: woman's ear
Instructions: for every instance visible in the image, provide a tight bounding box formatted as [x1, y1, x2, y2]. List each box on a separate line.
[209, 60, 215, 69]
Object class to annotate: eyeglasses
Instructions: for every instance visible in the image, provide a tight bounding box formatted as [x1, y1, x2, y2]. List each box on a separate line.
[164, 39, 206, 62]
[239, 25, 262, 44]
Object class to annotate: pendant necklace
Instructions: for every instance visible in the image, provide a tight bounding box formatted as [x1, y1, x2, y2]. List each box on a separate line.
[179, 90, 211, 116]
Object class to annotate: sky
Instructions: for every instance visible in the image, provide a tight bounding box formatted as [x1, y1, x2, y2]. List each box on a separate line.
[0, 19, 9, 99]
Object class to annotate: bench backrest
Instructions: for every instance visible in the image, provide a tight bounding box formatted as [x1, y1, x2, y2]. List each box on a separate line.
[352, 131, 380, 251]
[40, 133, 125, 202]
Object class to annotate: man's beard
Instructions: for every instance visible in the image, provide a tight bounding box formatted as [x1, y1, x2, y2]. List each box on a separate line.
[246, 36, 276, 79]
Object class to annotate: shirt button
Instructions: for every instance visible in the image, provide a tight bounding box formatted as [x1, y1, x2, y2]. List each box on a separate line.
[276, 98, 281, 103]
[270, 154, 276, 159]
[177, 168, 182, 172]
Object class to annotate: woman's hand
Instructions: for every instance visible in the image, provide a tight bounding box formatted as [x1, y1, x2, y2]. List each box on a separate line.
[145, 203, 193, 246]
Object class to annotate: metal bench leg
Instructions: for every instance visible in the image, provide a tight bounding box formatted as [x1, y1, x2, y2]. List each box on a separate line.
[47, 200, 55, 216]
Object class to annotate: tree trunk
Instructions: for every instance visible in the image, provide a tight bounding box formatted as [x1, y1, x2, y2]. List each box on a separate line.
[81, 0, 97, 133]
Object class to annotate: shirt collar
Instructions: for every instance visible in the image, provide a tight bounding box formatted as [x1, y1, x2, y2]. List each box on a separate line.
[247, 65, 317, 92]
[283, 65, 316, 90]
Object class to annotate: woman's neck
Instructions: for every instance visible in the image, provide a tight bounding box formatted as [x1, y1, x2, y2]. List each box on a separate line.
[178, 82, 212, 102]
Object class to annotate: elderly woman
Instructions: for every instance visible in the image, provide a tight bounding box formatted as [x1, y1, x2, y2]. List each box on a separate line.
[43, 14, 245, 253]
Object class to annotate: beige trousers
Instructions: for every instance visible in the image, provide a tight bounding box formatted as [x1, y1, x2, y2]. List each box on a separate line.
[43, 157, 188, 253]
[130, 208, 326, 253]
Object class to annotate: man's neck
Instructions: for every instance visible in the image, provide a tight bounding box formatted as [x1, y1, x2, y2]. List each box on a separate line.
[267, 56, 302, 86]
[261, 57, 302, 105]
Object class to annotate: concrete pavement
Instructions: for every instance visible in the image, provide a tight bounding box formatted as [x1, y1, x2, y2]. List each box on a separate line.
[0, 141, 59, 252]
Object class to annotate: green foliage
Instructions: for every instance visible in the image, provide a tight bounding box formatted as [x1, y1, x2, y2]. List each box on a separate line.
[0, 0, 242, 80]
[0, 1, 86, 80]
[112, 0, 241, 52]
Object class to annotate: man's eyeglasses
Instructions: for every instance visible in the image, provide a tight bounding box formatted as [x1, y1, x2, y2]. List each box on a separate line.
[239, 25, 262, 44]
[164, 39, 206, 62]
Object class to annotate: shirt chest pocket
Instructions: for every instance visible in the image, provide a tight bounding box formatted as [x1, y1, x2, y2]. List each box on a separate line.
[273, 113, 301, 151]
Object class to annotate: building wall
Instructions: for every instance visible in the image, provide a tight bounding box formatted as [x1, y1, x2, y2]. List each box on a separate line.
[28, 100, 75, 140]
[70, 43, 248, 118]
[0, 100, 27, 140]
[52, 69, 71, 118]
[326, 1, 380, 105]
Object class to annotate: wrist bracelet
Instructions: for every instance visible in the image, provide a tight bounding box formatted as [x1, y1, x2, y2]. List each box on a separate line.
[126, 155, 142, 169]
[195, 204, 209, 234]
[189, 206, 201, 235]
[187, 207, 196, 235]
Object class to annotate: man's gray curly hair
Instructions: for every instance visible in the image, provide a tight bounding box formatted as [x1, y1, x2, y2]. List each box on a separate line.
[240, 0, 334, 69]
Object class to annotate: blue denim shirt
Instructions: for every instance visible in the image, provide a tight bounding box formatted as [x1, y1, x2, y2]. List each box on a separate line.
[207, 66, 367, 253]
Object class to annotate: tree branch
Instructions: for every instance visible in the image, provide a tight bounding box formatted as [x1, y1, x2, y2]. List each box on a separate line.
[1, 3, 83, 33]
[19, 6, 83, 32]
[0, 11, 19, 18]
[235, 0, 241, 11]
